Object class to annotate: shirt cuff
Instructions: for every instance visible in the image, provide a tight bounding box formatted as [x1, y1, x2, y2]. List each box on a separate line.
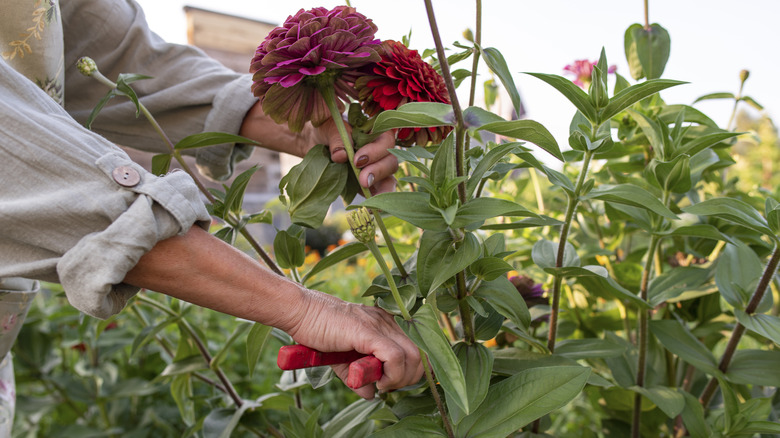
[195, 74, 258, 181]
[57, 153, 210, 319]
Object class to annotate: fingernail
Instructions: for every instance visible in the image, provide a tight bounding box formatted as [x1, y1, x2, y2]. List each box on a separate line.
[332, 147, 345, 155]
[356, 155, 370, 168]
[367, 173, 375, 187]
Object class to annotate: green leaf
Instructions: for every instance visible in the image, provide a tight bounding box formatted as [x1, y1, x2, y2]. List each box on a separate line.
[455, 366, 590, 437]
[679, 390, 710, 438]
[473, 277, 531, 330]
[677, 131, 739, 158]
[714, 242, 765, 311]
[582, 184, 678, 219]
[630, 23, 671, 80]
[171, 375, 194, 425]
[280, 145, 348, 228]
[372, 102, 454, 133]
[525, 72, 597, 122]
[398, 303, 470, 414]
[648, 267, 712, 307]
[478, 119, 562, 161]
[428, 233, 481, 295]
[547, 265, 608, 278]
[601, 79, 687, 123]
[554, 338, 626, 360]
[322, 399, 382, 438]
[452, 197, 537, 229]
[578, 275, 651, 309]
[202, 401, 260, 438]
[86, 89, 117, 129]
[273, 225, 306, 269]
[725, 349, 780, 387]
[131, 315, 180, 356]
[739, 421, 780, 435]
[741, 95, 764, 111]
[480, 215, 563, 230]
[466, 142, 522, 197]
[174, 132, 257, 150]
[416, 230, 454, 296]
[368, 415, 446, 437]
[302, 242, 368, 285]
[692, 92, 735, 104]
[151, 153, 172, 176]
[470, 257, 513, 281]
[656, 224, 735, 244]
[246, 323, 272, 379]
[115, 73, 149, 117]
[161, 355, 208, 377]
[532, 239, 579, 269]
[430, 133, 456, 190]
[479, 47, 524, 120]
[630, 386, 685, 418]
[766, 197, 780, 234]
[462, 106, 505, 132]
[683, 197, 773, 237]
[210, 321, 250, 370]
[734, 310, 780, 346]
[649, 155, 692, 193]
[362, 192, 447, 231]
[649, 320, 719, 375]
[223, 166, 258, 218]
[448, 342, 493, 424]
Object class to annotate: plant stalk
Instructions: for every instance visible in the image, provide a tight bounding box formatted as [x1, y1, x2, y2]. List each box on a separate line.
[423, 354, 455, 438]
[319, 86, 408, 278]
[631, 233, 661, 438]
[699, 245, 780, 408]
[467, 0, 482, 108]
[366, 240, 412, 321]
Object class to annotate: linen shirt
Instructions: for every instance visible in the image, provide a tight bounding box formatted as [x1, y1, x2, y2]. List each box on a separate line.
[0, 0, 260, 319]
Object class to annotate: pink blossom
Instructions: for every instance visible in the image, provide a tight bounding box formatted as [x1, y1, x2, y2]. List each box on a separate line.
[563, 59, 617, 88]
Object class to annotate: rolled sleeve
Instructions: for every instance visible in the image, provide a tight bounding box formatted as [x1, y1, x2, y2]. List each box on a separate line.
[0, 59, 210, 319]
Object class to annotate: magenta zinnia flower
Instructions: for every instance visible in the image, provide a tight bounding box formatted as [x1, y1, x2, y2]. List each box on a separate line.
[563, 59, 617, 88]
[355, 40, 452, 147]
[250, 6, 381, 132]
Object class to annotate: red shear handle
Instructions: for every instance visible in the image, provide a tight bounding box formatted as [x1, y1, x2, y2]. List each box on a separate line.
[277, 345, 383, 389]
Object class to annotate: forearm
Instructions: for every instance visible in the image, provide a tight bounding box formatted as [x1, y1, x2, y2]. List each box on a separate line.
[123, 226, 307, 332]
[239, 101, 316, 158]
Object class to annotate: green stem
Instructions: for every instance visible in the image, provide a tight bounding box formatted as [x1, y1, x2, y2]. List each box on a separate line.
[643, 0, 650, 28]
[699, 244, 780, 408]
[367, 241, 411, 321]
[546, 149, 594, 353]
[136, 295, 245, 408]
[631, 233, 661, 438]
[726, 80, 745, 131]
[319, 86, 408, 278]
[422, 354, 455, 438]
[467, 0, 482, 108]
[457, 271, 476, 344]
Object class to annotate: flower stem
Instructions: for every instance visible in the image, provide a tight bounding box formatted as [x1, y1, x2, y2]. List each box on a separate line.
[631, 233, 661, 438]
[319, 86, 408, 278]
[467, 0, 482, 108]
[423, 354, 455, 438]
[699, 244, 780, 408]
[643, 0, 650, 28]
[366, 240, 411, 321]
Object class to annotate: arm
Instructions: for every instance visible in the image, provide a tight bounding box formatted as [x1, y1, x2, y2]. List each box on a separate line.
[124, 226, 423, 399]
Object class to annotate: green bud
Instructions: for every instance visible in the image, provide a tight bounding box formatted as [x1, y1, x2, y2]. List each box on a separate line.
[740, 69, 750, 83]
[462, 28, 474, 43]
[588, 66, 609, 109]
[76, 57, 97, 77]
[347, 207, 376, 244]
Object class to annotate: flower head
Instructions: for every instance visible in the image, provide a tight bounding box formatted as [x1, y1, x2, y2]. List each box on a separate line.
[563, 59, 617, 88]
[347, 207, 376, 244]
[509, 275, 547, 308]
[76, 57, 97, 77]
[250, 6, 381, 132]
[355, 40, 452, 146]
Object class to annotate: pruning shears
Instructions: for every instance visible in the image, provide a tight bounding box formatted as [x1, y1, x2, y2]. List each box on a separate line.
[277, 345, 383, 389]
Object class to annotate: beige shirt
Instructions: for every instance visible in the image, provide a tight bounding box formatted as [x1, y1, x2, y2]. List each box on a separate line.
[0, 0, 259, 318]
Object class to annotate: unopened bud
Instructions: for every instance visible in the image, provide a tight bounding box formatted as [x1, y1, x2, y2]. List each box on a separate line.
[740, 69, 750, 83]
[77, 57, 97, 77]
[347, 207, 376, 244]
[462, 28, 474, 43]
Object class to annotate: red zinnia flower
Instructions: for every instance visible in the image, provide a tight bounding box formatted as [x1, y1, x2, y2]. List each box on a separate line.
[250, 6, 381, 132]
[355, 40, 452, 147]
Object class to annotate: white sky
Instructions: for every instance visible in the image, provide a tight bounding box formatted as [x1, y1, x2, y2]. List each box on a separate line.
[135, 0, 780, 146]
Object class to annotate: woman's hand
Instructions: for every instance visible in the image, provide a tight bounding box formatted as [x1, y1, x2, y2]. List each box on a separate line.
[285, 289, 423, 399]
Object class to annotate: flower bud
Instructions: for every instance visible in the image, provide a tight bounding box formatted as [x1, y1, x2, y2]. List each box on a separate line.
[347, 207, 376, 244]
[76, 57, 97, 77]
[740, 69, 750, 83]
[462, 28, 474, 42]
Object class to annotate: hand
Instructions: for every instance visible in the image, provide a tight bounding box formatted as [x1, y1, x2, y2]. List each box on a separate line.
[314, 120, 399, 195]
[286, 289, 423, 399]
